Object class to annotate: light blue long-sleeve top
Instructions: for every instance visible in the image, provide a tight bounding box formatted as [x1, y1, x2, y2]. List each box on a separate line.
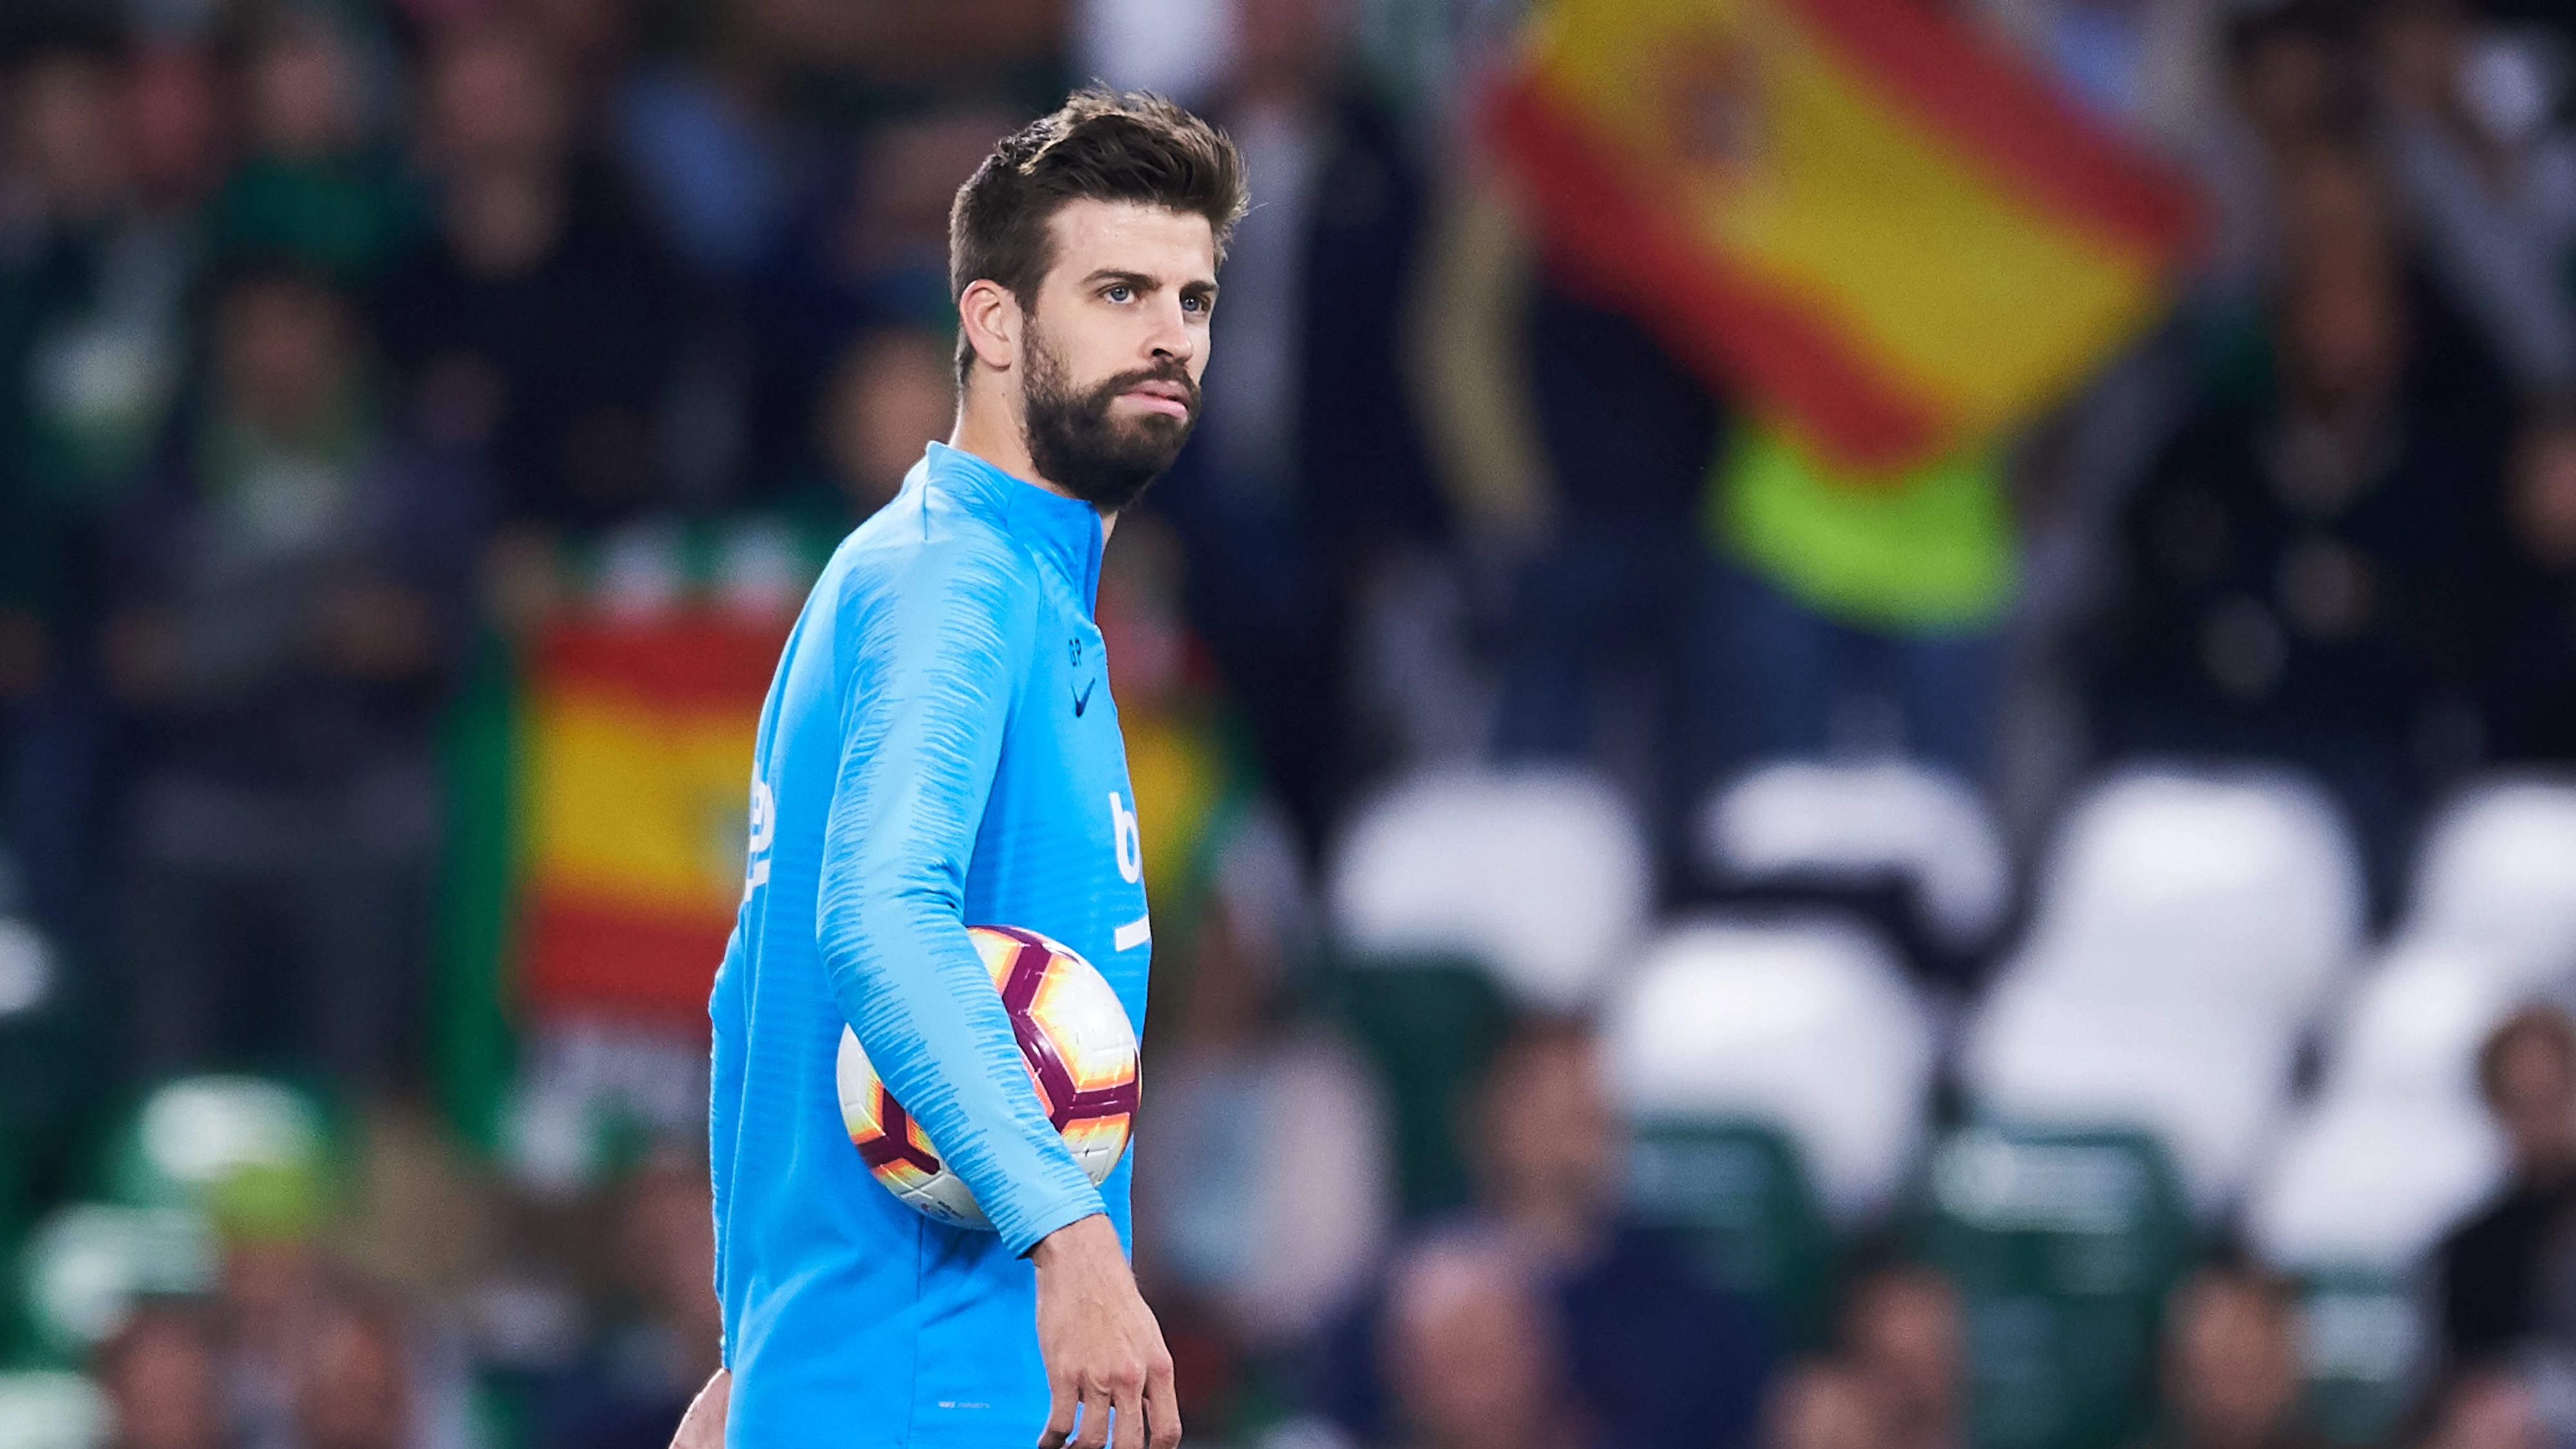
[710, 442, 1153, 1446]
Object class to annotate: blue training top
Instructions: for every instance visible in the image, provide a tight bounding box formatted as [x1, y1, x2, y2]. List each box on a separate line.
[709, 442, 1153, 1446]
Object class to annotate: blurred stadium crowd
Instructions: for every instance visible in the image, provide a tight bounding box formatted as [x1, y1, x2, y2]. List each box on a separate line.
[10, 0, 2576, 1448]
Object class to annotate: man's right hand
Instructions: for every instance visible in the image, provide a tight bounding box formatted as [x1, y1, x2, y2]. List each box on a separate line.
[1030, 1213, 1180, 1449]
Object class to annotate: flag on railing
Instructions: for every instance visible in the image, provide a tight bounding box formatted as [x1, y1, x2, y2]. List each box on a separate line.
[513, 614, 784, 1027]
[1488, 0, 2199, 471]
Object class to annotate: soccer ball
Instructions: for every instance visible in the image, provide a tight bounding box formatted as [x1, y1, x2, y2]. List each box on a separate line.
[837, 925, 1139, 1230]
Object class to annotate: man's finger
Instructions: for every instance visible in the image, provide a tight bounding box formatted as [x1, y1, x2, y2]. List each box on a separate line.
[1144, 1358, 1182, 1449]
[1038, 1373, 1077, 1449]
[1070, 1381, 1117, 1449]
[1111, 1368, 1148, 1449]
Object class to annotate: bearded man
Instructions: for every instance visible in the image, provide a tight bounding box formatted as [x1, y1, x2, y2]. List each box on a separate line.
[681, 91, 1243, 1449]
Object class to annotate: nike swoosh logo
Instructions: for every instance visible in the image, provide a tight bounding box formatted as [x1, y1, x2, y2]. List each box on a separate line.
[1073, 679, 1097, 717]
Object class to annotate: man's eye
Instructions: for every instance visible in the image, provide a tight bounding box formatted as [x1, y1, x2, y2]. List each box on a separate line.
[1182, 295, 1206, 314]
[1105, 285, 1132, 303]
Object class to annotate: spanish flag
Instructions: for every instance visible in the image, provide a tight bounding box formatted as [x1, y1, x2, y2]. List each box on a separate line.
[1489, 0, 2199, 469]
[514, 615, 784, 1028]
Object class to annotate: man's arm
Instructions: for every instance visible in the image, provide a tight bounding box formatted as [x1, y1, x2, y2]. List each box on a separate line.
[814, 540, 1103, 1249]
[817, 543, 1178, 1446]
[670, 1369, 728, 1449]
[1033, 1215, 1181, 1449]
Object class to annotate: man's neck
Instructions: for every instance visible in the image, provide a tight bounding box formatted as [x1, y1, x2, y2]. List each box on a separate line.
[947, 391, 1115, 538]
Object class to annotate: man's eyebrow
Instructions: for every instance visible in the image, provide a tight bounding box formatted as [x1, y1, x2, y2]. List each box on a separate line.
[1079, 269, 1219, 299]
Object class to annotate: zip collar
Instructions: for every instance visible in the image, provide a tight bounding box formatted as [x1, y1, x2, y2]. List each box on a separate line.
[921, 441, 1107, 616]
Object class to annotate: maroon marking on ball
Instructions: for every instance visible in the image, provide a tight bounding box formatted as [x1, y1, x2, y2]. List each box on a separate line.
[860, 927, 1136, 1175]
[999, 935, 1052, 1012]
[858, 1090, 943, 1175]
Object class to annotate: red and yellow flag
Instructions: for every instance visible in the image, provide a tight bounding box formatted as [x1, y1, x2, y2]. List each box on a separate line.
[1489, 0, 2199, 469]
[514, 615, 784, 1029]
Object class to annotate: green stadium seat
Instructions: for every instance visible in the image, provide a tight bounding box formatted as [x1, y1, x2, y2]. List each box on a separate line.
[1920, 1126, 2195, 1449]
[1325, 960, 1513, 1218]
[1625, 1119, 1836, 1348]
[13, 1204, 214, 1366]
[2293, 1271, 2425, 1447]
[0, 1368, 106, 1449]
[0, 921, 102, 1227]
[100, 1075, 338, 1234]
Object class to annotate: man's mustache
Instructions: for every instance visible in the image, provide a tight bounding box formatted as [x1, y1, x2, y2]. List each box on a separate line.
[1089, 363, 1200, 419]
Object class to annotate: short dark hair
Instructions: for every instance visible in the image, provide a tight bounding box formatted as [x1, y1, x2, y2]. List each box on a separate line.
[947, 88, 1247, 381]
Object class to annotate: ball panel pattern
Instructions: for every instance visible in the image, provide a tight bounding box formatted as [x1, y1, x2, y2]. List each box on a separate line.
[837, 924, 1139, 1231]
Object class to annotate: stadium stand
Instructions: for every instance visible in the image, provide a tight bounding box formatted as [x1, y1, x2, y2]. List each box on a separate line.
[1328, 767, 1653, 1009]
[1696, 759, 2014, 952]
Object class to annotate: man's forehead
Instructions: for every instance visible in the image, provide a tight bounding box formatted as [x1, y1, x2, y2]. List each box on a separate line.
[1044, 198, 1217, 281]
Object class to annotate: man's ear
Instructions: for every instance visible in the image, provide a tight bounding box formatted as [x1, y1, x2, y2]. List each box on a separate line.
[958, 279, 1019, 374]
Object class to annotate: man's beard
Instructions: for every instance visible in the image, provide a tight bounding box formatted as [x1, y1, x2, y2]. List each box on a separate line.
[1019, 320, 1198, 513]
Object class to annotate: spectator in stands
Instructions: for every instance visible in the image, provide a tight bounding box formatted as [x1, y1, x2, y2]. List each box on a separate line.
[0, 31, 217, 956]
[746, 106, 1012, 489]
[2086, 143, 2512, 902]
[804, 325, 954, 522]
[1475, 1018, 1777, 1449]
[1701, 428, 2016, 790]
[533, 1155, 723, 1449]
[2439, 1007, 2576, 1368]
[2137, 1265, 2317, 1449]
[95, 1302, 229, 1449]
[292, 1293, 413, 1449]
[1842, 1267, 1964, 1449]
[1311, 1016, 1776, 1449]
[2190, 2, 2365, 308]
[220, 1224, 330, 1449]
[2369, 0, 2576, 398]
[1479, 279, 1727, 867]
[209, 12, 413, 281]
[106, 261, 489, 1091]
[2461, 413, 2576, 762]
[1763, 1361, 1897, 1449]
[2416, 1372, 2547, 1449]
[606, 0, 797, 285]
[1131, 807, 1387, 1434]
[375, 17, 690, 529]
[1155, 0, 1443, 848]
[1379, 1232, 1591, 1449]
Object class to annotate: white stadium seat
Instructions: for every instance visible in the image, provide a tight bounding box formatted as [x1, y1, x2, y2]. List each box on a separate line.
[2246, 1094, 2504, 1273]
[2403, 776, 2576, 978]
[1697, 761, 2013, 950]
[2246, 929, 2545, 1275]
[1962, 970, 2298, 1217]
[0, 1371, 106, 1449]
[0, 916, 51, 1019]
[2012, 764, 2365, 1025]
[2323, 939, 2544, 1104]
[1956, 764, 2367, 1217]
[1329, 768, 1652, 1009]
[1602, 916, 1935, 1222]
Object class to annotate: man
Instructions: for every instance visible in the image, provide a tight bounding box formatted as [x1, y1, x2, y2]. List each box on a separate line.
[683, 91, 1244, 1449]
[2438, 1006, 2576, 1367]
[2132, 1265, 2320, 1449]
[1841, 1267, 1964, 1449]
[1311, 1016, 1776, 1449]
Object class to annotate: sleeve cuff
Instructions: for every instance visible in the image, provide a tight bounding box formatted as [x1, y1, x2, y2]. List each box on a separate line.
[997, 1183, 1110, 1258]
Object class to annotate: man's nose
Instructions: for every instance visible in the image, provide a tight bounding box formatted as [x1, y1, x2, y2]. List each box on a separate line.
[1144, 297, 1193, 363]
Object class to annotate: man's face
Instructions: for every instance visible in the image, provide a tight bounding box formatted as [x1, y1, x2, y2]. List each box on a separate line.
[2170, 1278, 2298, 1448]
[1015, 198, 1217, 512]
[2493, 1034, 2576, 1170]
